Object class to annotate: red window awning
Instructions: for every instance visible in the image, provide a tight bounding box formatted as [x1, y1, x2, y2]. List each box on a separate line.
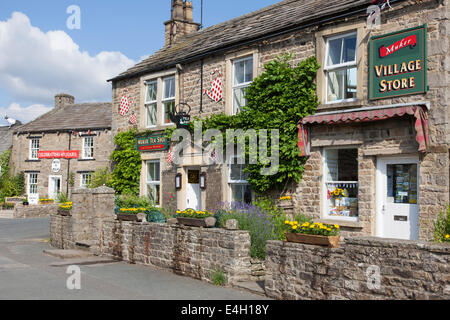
[298, 105, 429, 156]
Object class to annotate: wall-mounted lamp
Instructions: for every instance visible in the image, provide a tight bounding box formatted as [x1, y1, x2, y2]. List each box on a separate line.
[175, 173, 182, 190]
[200, 173, 206, 190]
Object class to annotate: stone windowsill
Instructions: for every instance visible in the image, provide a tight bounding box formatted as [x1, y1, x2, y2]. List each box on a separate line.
[25, 159, 41, 163]
[318, 218, 363, 229]
[78, 158, 96, 162]
[317, 99, 364, 112]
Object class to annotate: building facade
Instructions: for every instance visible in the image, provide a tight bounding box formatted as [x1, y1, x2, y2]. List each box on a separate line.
[10, 94, 113, 204]
[110, 0, 449, 241]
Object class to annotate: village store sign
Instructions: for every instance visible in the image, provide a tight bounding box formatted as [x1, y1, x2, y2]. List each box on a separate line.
[369, 25, 427, 100]
[136, 134, 169, 152]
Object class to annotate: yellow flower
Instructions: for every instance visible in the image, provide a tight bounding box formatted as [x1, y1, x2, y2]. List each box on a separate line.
[292, 226, 298, 230]
[446, 234, 450, 239]
[334, 224, 340, 229]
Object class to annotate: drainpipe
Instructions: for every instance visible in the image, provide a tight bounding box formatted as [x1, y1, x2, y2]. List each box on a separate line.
[200, 59, 204, 114]
[66, 131, 72, 195]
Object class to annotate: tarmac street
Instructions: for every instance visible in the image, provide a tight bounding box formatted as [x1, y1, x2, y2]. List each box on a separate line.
[0, 217, 267, 300]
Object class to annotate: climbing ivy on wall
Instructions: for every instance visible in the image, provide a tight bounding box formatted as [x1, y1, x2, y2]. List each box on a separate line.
[110, 129, 142, 195]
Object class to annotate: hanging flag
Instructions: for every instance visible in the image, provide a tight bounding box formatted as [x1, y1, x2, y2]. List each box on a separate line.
[120, 88, 133, 116]
[209, 151, 218, 164]
[204, 69, 223, 102]
[129, 113, 137, 125]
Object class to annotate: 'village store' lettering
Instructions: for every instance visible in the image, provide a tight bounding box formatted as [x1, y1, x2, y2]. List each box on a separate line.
[375, 60, 422, 93]
[369, 25, 427, 100]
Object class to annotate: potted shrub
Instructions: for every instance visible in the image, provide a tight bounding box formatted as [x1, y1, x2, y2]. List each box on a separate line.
[116, 208, 147, 222]
[58, 202, 72, 216]
[284, 220, 340, 248]
[176, 208, 216, 227]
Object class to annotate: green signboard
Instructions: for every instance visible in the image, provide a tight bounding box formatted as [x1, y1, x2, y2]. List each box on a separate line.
[136, 134, 169, 152]
[369, 25, 427, 100]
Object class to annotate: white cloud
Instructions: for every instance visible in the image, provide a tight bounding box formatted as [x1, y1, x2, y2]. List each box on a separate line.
[0, 102, 52, 125]
[0, 12, 135, 106]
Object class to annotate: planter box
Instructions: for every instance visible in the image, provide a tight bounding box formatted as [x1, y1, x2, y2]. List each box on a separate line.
[177, 217, 216, 228]
[39, 201, 54, 205]
[285, 233, 340, 248]
[58, 209, 72, 217]
[116, 213, 140, 222]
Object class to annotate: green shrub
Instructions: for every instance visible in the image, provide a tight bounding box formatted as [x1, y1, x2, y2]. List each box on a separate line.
[115, 193, 156, 211]
[433, 205, 450, 243]
[211, 268, 227, 286]
[88, 167, 112, 189]
[56, 192, 70, 204]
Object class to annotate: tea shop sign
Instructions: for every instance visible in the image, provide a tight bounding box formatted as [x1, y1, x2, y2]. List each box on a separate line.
[369, 25, 427, 100]
[136, 134, 169, 152]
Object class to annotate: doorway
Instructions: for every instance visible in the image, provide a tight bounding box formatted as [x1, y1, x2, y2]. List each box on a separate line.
[186, 169, 202, 210]
[376, 157, 420, 240]
[48, 176, 62, 200]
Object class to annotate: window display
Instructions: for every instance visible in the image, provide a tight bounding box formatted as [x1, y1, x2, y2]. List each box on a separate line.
[324, 149, 359, 220]
[387, 164, 418, 204]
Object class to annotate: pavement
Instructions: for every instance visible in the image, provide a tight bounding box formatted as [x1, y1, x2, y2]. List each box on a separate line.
[0, 217, 269, 300]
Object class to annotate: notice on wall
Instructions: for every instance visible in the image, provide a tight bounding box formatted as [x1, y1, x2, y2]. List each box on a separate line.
[369, 25, 427, 100]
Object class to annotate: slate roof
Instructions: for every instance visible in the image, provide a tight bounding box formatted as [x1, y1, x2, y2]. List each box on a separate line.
[110, 0, 376, 82]
[0, 122, 22, 153]
[16, 103, 112, 134]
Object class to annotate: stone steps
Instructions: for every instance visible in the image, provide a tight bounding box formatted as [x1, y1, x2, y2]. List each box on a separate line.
[43, 249, 94, 259]
[233, 281, 266, 296]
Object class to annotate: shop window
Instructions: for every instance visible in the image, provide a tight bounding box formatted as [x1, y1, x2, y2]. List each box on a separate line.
[162, 76, 176, 124]
[323, 148, 359, 221]
[28, 173, 38, 194]
[82, 136, 94, 159]
[325, 32, 357, 103]
[29, 139, 40, 160]
[229, 156, 252, 204]
[81, 173, 92, 188]
[232, 56, 253, 115]
[146, 160, 160, 206]
[145, 80, 158, 127]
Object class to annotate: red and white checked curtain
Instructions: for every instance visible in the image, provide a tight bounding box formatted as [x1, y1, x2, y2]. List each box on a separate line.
[297, 105, 429, 157]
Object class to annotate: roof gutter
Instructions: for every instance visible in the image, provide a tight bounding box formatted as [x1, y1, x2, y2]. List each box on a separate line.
[109, 0, 407, 82]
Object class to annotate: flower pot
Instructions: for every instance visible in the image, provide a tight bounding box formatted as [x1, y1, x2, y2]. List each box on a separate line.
[177, 217, 216, 228]
[285, 232, 340, 248]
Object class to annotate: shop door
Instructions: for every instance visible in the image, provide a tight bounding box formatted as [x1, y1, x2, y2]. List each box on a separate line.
[376, 157, 419, 240]
[186, 169, 201, 210]
[48, 176, 62, 200]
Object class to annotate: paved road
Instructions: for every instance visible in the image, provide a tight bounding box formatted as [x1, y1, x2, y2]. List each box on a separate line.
[0, 218, 267, 300]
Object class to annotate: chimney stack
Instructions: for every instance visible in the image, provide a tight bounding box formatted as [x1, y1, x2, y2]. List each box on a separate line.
[55, 93, 75, 110]
[164, 0, 200, 46]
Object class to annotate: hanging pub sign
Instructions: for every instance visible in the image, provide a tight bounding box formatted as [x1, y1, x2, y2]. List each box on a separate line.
[169, 102, 191, 129]
[136, 134, 170, 152]
[369, 25, 427, 100]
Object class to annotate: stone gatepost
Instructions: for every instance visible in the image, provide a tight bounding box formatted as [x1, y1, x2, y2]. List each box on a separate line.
[71, 186, 115, 253]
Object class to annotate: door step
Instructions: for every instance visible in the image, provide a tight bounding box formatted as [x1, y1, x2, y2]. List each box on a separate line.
[50, 256, 117, 267]
[43, 249, 94, 259]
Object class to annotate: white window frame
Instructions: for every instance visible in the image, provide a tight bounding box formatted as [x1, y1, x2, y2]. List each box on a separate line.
[232, 56, 254, 115]
[28, 173, 38, 194]
[145, 80, 158, 128]
[82, 136, 94, 159]
[228, 155, 251, 203]
[29, 139, 40, 160]
[162, 76, 176, 126]
[80, 173, 93, 188]
[322, 148, 359, 222]
[324, 32, 358, 104]
[146, 160, 161, 206]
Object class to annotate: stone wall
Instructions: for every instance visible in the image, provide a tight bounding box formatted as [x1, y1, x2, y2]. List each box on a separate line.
[50, 186, 115, 253]
[13, 203, 58, 219]
[101, 220, 254, 285]
[265, 237, 450, 300]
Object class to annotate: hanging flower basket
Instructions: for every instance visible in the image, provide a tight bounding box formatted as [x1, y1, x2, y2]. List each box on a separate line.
[284, 221, 341, 248]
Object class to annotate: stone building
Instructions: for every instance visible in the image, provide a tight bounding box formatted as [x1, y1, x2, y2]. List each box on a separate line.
[109, 0, 449, 241]
[10, 94, 113, 204]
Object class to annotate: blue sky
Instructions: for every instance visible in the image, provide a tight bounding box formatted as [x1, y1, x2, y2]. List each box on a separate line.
[0, 0, 279, 125]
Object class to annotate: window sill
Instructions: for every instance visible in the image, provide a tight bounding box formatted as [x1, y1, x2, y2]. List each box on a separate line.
[318, 218, 363, 229]
[78, 158, 95, 162]
[26, 160, 41, 162]
[317, 99, 363, 112]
